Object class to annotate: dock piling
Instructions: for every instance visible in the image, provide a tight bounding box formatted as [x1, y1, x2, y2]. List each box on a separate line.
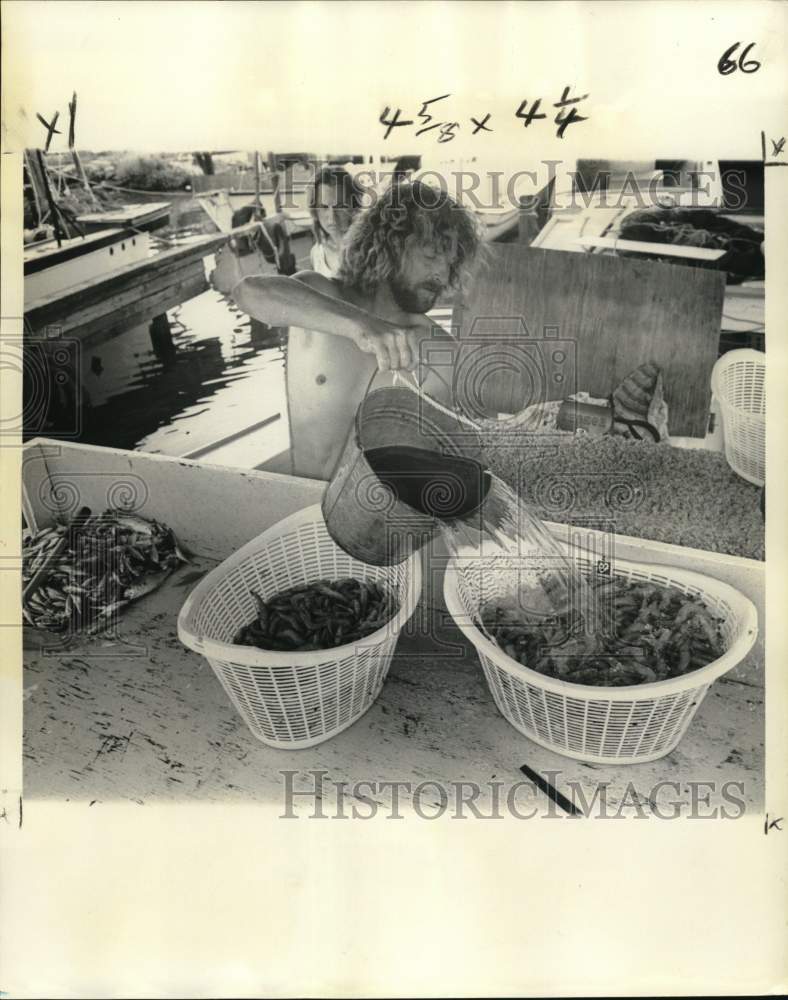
[149, 313, 176, 366]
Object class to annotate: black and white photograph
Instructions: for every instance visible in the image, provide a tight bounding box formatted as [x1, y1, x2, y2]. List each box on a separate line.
[1, 1, 785, 996]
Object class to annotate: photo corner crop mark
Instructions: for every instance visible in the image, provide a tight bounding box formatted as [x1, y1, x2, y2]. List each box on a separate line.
[0, 794, 23, 830]
[761, 130, 788, 167]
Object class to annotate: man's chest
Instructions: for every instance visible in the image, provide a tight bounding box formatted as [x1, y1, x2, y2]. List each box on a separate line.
[286, 328, 393, 400]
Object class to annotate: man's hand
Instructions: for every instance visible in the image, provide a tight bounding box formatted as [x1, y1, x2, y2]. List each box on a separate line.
[210, 228, 267, 298]
[210, 241, 248, 297]
[355, 316, 436, 373]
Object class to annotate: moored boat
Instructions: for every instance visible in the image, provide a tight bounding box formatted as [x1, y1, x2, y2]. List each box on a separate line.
[24, 228, 150, 302]
[75, 201, 171, 234]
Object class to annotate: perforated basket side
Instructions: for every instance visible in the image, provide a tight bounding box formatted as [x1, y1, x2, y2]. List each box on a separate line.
[177, 504, 421, 748]
[711, 350, 765, 487]
[478, 651, 710, 763]
[206, 640, 398, 747]
[444, 549, 757, 763]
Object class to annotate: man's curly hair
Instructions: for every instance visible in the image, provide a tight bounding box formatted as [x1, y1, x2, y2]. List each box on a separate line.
[338, 180, 482, 295]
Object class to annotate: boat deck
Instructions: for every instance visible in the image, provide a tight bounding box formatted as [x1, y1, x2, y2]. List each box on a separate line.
[75, 201, 171, 232]
[19, 440, 764, 813]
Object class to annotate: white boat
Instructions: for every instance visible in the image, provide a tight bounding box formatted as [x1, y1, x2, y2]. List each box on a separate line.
[24, 227, 150, 302]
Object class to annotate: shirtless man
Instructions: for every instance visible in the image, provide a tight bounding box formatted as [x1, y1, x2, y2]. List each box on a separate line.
[229, 180, 482, 480]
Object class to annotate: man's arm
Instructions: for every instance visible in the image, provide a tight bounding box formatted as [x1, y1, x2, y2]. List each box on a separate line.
[232, 271, 422, 372]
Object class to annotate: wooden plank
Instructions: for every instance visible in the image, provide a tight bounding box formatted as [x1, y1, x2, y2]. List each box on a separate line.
[21, 439, 764, 621]
[531, 196, 641, 252]
[453, 245, 726, 437]
[24, 232, 223, 314]
[26, 255, 203, 329]
[24, 265, 208, 346]
[75, 205, 171, 234]
[75, 201, 171, 226]
[23, 227, 130, 265]
[181, 413, 282, 461]
[70, 148, 101, 207]
[61, 272, 208, 349]
[576, 235, 727, 260]
[24, 149, 51, 226]
[25, 258, 206, 336]
[722, 282, 764, 335]
[724, 281, 764, 299]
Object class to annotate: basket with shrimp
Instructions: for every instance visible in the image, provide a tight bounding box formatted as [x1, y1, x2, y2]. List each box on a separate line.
[177, 504, 422, 749]
[444, 546, 758, 764]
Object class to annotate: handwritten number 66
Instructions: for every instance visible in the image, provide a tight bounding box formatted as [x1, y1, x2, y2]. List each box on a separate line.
[718, 42, 761, 75]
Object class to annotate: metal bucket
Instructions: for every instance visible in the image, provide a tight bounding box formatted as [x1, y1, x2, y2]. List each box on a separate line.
[322, 386, 486, 565]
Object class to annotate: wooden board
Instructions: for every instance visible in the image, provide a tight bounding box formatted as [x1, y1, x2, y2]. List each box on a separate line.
[24, 261, 208, 347]
[74, 267, 209, 350]
[75, 201, 171, 232]
[453, 245, 726, 437]
[575, 236, 726, 260]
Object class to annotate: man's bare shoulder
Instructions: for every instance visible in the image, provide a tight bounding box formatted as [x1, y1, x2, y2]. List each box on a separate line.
[292, 269, 339, 294]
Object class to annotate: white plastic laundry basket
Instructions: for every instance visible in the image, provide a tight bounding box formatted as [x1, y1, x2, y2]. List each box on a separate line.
[711, 349, 765, 486]
[444, 549, 757, 764]
[178, 504, 421, 748]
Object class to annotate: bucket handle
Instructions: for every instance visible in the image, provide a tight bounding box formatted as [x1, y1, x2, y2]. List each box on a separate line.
[392, 367, 482, 431]
[359, 324, 483, 436]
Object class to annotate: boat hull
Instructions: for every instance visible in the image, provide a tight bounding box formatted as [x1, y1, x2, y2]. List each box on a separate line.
[24, 229, 151, 302]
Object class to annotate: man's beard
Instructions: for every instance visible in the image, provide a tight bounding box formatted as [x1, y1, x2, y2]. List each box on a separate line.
[388, 274, 442, 313]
